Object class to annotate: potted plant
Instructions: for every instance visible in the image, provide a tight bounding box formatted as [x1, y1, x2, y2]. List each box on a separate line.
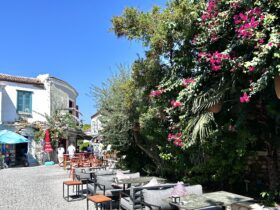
[208, 102, 222, 113]
[274, 75, 280, 99]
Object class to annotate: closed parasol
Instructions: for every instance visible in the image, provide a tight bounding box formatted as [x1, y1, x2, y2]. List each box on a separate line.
[44, 129, 53, 153]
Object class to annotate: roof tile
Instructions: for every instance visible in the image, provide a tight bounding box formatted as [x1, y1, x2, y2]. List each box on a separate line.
[0, 73, 43, 85]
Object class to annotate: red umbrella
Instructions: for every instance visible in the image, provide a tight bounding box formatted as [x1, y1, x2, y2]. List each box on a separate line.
[44, 129, 53, 153]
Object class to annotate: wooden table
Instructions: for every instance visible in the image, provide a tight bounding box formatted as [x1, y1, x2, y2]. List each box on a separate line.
[87, 195, 112, 210]
[63, 180, 85, 202]
[171, 191, 254, 210]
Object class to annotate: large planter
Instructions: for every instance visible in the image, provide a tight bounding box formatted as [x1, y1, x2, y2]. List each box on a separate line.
[208, 102, 222, 113]
[274, 75, 280, 99]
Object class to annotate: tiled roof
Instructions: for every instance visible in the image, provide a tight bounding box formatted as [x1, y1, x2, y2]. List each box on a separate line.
[0, 73, 44, 85]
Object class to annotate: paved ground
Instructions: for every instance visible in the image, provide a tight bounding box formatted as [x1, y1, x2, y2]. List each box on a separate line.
[0, 165, 97, 210]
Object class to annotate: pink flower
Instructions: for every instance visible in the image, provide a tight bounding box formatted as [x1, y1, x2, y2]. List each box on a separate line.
[230, 2, 240, 9]
[239, 13, 248, 21]
[201, 14, 209, 21]
[268, 42, 273, 46]
[173, 139, 184, 147]
[176, 133, 182, 138]
[212, 65, 221, 71]
[168, 133, 174, 141]
[240, 92, 250, 103]
[248, 66, 255, 72]
[149, 89, 163, 97]
[258, 39, 264, 44]
[183, 78, 194, 87]
[168, 132, 184, 147]
[234, 8, 263, 39]
[171, 100, 182, 108]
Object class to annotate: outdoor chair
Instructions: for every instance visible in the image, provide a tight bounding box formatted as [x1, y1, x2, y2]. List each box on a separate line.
[87, 173, 124, 209]
[87, 174, 122, 197]
[79, 158, 91, 167]
[69, 158, 80, 179]
[119, 183, 178, 210]
[87, 171, 134, 196]
[75, 168, 95, 193]
[91, 157, 103, 167]
[141, 184, 203, 210]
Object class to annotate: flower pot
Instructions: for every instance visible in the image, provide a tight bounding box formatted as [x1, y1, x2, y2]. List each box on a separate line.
[208, 102, 222, 113]
[274, 75, 280, 99]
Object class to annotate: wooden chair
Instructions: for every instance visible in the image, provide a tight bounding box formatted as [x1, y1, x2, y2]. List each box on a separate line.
[69, 158, 80, 179]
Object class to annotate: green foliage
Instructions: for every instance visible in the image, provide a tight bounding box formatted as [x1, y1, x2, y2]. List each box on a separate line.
[260, 190, 280, 207]
[82, 124, 91, 132]
[34, 129, 44, 142]
[79, 142, 89, 151]
[105, 0, 280, 192]
[45, 110, 82, 143]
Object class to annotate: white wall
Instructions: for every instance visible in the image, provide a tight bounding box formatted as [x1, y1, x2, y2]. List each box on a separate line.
[0, 81, 50, 123]
[0, 74, 78, 124]
[49, 78, 78, 115]
[91, 114, 102, 135]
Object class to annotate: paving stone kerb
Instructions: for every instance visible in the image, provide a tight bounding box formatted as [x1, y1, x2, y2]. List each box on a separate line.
[0, 165, 96, 210]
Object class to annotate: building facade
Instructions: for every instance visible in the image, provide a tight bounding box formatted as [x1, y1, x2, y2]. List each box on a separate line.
[0, 73, 78, 124]
[0, 73, 79, 165]
[91, 112, 102, 138]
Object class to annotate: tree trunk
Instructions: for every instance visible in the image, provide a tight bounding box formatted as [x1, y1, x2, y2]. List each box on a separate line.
[132, 123, 161, 168]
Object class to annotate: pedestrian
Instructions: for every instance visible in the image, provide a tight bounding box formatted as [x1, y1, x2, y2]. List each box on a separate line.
[67, 143, 75, 159]
[57, 144, 65, 167]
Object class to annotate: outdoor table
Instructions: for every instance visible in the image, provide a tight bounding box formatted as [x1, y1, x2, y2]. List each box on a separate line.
[116, 176, 166, 191]
[170, 191, 254, 210]
[203, 191, 254, 206]
[169, 193, 218, 210]
[63, 180, 85, 202]
[87, 195, 112, 210]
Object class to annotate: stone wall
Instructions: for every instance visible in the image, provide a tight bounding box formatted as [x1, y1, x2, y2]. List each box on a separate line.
[246, 150, 280, 190]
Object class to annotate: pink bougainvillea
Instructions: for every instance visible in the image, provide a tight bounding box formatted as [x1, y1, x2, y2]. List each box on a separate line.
[183, 78, 195, 87]
[201, 0, 219, 21]
[173, 138, 184, 147]
[149, 89, 163, 97]
[171, 100, 183, 108]
[198, 51, 230, 72]
[248, 66, 255, 72]
[234, 7, 264, 39]
[240, 92, 250, 103]
[168, 133, 184, 147]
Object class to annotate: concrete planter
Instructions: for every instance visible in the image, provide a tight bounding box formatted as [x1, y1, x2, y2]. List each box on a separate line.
[274, 75, 280, 99]
[208, 102, 222, 113]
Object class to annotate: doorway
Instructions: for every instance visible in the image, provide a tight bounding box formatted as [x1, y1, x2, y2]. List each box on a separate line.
[15, 143, 28, 165]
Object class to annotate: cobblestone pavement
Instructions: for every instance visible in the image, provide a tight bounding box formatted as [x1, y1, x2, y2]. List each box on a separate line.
[0, 165, 96, 210]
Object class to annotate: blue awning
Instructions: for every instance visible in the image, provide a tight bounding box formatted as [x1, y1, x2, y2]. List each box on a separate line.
[0, 130, 30, 144]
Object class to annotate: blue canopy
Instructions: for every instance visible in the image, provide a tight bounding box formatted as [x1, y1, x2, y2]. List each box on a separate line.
[0, 130, 30, 144]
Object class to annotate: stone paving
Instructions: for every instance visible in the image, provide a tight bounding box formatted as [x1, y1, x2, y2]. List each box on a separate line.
[0, 165, 97, 210]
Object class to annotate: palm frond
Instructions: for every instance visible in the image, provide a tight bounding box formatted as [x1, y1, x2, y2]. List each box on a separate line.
[192, 87, 226, 114]
[185, 112, 216, 146]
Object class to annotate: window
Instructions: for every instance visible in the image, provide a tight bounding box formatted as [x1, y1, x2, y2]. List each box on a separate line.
[69, 100, 73, 114]
[17, 90, 32, 114]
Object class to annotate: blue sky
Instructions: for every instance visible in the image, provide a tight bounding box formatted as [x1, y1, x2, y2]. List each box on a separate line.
[0, 0, 166, 124]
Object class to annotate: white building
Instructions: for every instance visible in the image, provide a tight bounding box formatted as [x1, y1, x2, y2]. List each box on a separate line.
[0, 73, 79, 165]
[91, 112, 102, 137]
[0, 73, 79, 124]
